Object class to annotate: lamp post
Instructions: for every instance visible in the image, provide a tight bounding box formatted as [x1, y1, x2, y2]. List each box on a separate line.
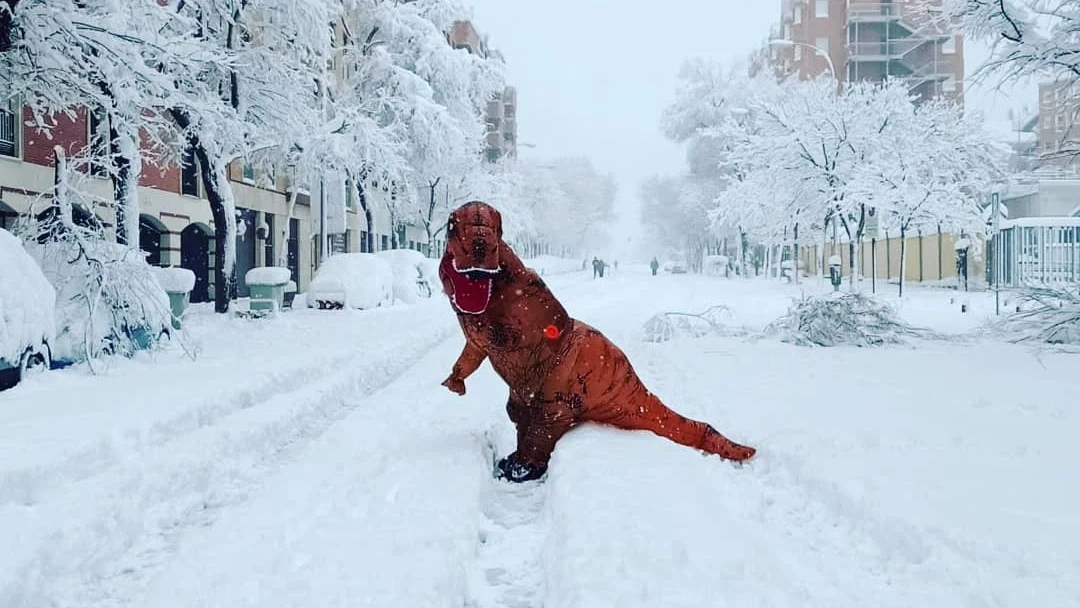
[768, 38, 836, 79]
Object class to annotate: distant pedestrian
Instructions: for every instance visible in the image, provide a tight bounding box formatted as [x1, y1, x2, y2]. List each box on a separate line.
[592, 257, 602, 279]
[650, 257, 659, 276]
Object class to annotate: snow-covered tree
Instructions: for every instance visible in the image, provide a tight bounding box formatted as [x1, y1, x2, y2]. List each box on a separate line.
[848, 97, 1008, 295]
[923, 0, 1080, 161]
[0, 0, 188, 247]
[658, 56, 1005, 287]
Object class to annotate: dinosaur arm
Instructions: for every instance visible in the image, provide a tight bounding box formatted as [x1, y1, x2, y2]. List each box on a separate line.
[450, 336, 488, 380]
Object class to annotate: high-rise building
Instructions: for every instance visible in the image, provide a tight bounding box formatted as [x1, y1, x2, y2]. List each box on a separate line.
[1035, 80, 1080, 171]
[448, 20, 517, 162]
[770, 0, 964, 104]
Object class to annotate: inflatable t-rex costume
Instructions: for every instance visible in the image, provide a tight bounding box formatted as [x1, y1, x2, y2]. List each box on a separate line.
[439, 201, 756, 482]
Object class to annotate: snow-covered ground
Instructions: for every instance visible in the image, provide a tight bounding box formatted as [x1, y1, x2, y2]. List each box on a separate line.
[2, 264, 1078, 607]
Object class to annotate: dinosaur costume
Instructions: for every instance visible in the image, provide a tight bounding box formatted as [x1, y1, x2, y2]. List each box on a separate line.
[439, 201, 756, 482]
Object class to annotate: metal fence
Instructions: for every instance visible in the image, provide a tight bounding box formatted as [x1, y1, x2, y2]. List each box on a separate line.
[991, 218, 1080, 287]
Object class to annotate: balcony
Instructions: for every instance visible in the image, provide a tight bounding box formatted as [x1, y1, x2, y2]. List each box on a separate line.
[846, 37, 932, 62]
[847, 3, 900, 23]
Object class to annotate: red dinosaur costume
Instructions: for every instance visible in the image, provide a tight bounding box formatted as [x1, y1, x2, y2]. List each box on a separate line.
[439, 201, 756, 482]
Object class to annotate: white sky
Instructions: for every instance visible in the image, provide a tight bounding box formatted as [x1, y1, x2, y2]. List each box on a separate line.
[465, 1, 1036, 258]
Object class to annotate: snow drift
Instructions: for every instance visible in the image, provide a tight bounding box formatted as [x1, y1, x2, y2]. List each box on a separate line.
[375, 249, 436, 304]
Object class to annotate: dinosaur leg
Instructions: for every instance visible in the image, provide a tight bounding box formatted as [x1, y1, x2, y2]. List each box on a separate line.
[499, 395, 577, 482]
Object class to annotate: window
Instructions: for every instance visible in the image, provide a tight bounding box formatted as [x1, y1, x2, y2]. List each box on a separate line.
[794, 6, 802, 24]
[815, 0, 828, 18]
[180, 144, 199, 197]
[815, 37, 829, 54]
[360, 230, 368, 253]
[0, 97, 18, 158]
[345, 177, 354, 210]
[942, 77, 957, 93]
[942, 36, 956, 54]
[380, 234, 389, 250]
[1056, 114, 1066, 130]
[794, 45, 802, 61]
[242, 162, 255, 182]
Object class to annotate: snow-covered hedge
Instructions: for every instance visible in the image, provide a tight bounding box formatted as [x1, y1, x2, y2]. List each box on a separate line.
[376, 249, 436, 304]
[0, 228, 56, 366]
[997, 286, 1080, 346]
[764, 293, 937, 347]
[307, 253, 393, 310]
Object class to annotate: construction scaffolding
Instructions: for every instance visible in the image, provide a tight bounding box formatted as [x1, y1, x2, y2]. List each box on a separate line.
[845, 2, 955, 99]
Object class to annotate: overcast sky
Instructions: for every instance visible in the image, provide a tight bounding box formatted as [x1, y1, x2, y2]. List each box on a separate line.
[464, 1, 1035, 257]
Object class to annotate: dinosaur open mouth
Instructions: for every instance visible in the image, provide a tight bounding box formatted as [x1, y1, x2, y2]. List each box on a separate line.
[442, 256, 497, 314]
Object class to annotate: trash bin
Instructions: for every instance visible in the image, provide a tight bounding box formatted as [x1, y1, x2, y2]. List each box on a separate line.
[153, 267, 196, 329]
[245, 267, 292, 316]
[828, 254, 843, 292]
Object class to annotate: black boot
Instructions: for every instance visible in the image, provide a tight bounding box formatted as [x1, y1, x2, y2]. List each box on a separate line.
[495, 453, 547, 483]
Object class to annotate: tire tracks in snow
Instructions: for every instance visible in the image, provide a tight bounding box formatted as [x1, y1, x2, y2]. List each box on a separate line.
[0, 321, 458, 608]
[0, 345, 416, 509]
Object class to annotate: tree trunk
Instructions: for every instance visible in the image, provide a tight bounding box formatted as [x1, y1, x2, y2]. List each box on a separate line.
[109, 120, 140, 248]
[277, 184, 298, 268]
[793, 222, 799, 284]
[168, 109, 234, 313]
[0, 0, 18, 53]
[353, 172, 375, 253]
[898, 225, 907, 299]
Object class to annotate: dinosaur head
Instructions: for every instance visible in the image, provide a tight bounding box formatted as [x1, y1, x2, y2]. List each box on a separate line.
[440, 201, 504, 314]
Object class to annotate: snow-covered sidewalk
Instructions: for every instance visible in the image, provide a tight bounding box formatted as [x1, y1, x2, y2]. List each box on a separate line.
[3, 266, 1078, 607]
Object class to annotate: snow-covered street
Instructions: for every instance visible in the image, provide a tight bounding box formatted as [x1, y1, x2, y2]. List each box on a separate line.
[2, 267, 1079, 608]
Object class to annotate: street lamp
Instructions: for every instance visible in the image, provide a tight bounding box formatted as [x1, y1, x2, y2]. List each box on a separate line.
[768, 38, 836, 78]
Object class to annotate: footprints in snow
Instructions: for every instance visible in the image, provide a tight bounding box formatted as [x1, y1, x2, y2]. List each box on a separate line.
[465, 432, 547, 608]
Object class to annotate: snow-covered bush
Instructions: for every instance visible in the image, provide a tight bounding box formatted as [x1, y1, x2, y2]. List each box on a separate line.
[764, 293, 937, 347]
[307, 253, 394, 310]
[997, 286, 1080, 345]
[643, 306, 750, 342]
[0, 227, 56, 377]
[376, 249, 436, 304]
[27, 237, 172, 364]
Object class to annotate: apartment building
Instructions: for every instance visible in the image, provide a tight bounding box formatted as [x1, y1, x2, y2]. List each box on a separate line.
[771, 0, 964, 103]
[1, 16, 494, 305]
[448, 20, 517, 162]
[1035, 80, 1080, 171]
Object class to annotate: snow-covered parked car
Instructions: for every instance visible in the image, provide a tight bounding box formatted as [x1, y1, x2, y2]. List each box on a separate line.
[27, 238, 173, 364]
[375, 249, 437, 304]
[307, 253, 394, 310]
[0, 228, 56, 390]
